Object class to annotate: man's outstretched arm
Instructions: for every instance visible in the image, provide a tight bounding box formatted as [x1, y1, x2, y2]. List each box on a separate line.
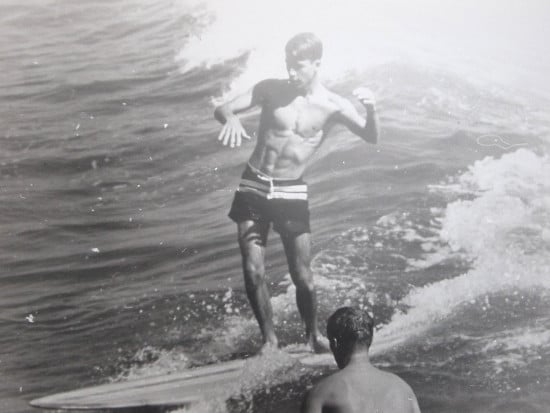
[214, 84, 263, 148]
[333, 87, 379, 144]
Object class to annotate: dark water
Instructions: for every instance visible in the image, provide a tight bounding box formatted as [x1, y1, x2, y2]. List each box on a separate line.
[1, 1, 550, 412]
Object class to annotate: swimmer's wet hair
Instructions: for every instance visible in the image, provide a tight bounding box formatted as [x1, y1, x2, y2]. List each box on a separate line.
[285, 32, 323, 61]
[327, 307, 374, 348]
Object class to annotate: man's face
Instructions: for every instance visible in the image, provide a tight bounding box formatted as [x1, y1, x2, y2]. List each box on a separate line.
[285, 57, 320, 89]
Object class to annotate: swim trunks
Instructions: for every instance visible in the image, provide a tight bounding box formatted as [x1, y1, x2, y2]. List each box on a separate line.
[228, 164, 311, 236]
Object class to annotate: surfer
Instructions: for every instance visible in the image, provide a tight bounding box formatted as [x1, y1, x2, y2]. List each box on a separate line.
[301, 307, 421, 413]
[214, 33, 379, 353]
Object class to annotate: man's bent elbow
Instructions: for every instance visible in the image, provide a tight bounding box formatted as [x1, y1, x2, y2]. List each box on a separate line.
[362, 129, 379, 144]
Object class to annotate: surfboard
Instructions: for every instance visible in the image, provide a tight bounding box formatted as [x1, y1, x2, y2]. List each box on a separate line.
[30, 350, 334, 410]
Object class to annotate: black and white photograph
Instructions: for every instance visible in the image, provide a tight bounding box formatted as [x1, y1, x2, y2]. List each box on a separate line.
[1, 1, 549, 412]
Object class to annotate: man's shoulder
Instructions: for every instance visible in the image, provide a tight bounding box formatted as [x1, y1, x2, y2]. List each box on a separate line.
[375, 368, 410, 386]
[323, 89, 354, 112]
[255, 78, 288, 90]
[379, 371, 420, 412]
[252, 78, 290, 101]
[302, 374, 350, 413]
[309, 372, 349, 399]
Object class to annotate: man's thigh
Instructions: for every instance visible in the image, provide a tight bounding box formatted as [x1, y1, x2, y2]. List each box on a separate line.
[237, 220, 270, 257]
[281, 232, 312, 272]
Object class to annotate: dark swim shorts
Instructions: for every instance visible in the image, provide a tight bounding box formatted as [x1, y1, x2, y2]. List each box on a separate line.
[228, 164, 311, 236]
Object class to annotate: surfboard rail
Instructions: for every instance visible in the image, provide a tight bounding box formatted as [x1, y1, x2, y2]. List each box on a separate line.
[30, 351, 334, 410]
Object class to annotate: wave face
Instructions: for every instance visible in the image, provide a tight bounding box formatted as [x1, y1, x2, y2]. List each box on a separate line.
[176, 0, 550, 101]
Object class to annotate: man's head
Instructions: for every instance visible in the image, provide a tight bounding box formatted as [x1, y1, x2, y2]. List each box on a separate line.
[327, 307, 374, 368]
[285, 33, 323, 89]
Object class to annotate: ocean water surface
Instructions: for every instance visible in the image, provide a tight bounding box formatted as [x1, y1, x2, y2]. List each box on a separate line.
[1, 1, 549, 412]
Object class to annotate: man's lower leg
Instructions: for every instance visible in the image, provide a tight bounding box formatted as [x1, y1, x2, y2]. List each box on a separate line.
[244, 275, 278, 347]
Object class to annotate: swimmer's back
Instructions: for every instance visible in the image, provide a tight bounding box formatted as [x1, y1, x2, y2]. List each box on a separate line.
[302, 366, 421, 413]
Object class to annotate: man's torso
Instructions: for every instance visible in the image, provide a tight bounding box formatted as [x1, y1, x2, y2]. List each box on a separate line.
[249, 79, 342, 179]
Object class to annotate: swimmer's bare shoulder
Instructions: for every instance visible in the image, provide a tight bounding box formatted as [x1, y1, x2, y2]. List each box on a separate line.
[301, 372, 354, 413]
[381, 373, 422, 413]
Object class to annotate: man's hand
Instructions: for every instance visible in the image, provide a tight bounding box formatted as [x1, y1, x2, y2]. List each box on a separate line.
[217, 116, 251, 148]
[353, 87, 376, 109]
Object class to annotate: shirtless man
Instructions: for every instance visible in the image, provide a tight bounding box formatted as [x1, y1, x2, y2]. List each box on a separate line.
[301, 307, 421, 413]
[214, 33, 379, 353]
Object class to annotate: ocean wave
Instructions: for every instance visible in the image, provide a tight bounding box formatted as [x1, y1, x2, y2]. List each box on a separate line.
[176, 0, 550, 103]
[370, 149, 550, 352]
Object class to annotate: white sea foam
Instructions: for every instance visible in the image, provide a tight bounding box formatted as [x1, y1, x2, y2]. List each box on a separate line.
[482, 325, 550, 364]
[113, 346, 191, 381]
[371, 149, 550, 354]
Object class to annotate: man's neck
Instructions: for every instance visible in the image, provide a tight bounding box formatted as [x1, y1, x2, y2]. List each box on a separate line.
[298, 77, 322, 97]
[345, 348, 372, 368]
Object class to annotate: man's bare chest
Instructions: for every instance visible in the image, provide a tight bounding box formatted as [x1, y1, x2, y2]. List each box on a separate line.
[266, 96, 336, 138]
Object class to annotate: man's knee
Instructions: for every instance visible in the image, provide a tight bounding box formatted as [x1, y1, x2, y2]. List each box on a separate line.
[292, 266, 314, 292]
[243, 260, 266, 288]
[289, 250, 311, 276]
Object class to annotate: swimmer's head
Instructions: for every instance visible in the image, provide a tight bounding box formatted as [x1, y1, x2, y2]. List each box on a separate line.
[327, 307, 374, 368]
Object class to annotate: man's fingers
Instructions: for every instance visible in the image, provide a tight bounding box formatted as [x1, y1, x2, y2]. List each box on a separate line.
[218, 125, 250, 147]
[230, 129, 236, 148]
[353, 87, 375, 103]
[222, 128, 231, 146]
[217, 125, 227, 141]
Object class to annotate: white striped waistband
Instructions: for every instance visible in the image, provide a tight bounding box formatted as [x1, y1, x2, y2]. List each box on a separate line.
[237, 179, 308, 200]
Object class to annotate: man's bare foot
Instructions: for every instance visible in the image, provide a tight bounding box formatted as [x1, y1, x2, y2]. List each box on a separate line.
[308, 334, 330, 354]
[259, 338, 279, 355]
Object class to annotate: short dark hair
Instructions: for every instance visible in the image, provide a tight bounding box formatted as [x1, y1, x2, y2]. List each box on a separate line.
[285, 32, 323, 62]
[327, 307, 374, 348]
